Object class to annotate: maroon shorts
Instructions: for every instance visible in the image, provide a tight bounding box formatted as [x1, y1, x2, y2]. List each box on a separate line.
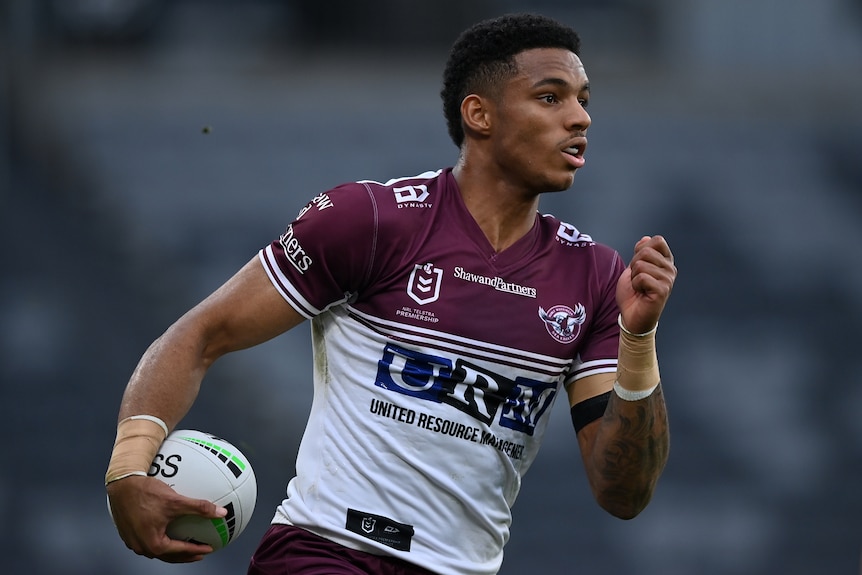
[247, 524, 438, 575]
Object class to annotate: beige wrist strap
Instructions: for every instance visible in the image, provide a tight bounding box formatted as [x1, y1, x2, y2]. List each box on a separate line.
[615, 315, 660, 401]
[105, 415, 168, 486]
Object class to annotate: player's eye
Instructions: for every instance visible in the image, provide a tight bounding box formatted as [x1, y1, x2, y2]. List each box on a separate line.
[541, 94, 559, 104]
[578, 98, 589, 109]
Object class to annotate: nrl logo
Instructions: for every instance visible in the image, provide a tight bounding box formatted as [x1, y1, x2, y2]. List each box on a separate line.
[361, 516, 376, 533]
[539, 303, 586, 344]
[407, 262, 442, 305]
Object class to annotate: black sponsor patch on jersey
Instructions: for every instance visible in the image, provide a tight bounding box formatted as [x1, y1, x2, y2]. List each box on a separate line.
[346, 508, 414, 551]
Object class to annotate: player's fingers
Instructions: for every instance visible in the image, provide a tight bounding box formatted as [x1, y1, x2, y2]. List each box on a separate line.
[634, 235, 652, 251]
[135, 529, 215, 562]
[630, 245, 675, 282]
[157, 538, 215, 563]
[167, 494, 227, 519]
[630, 266, 674, 299]
[630, 255, 676, 286]
[647, 235, 673, 261]
[631, 243, 675, 276]
[633, 235, 673, 262]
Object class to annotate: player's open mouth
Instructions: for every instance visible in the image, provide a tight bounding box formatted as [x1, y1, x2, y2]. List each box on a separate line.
[563, 141, 586, 168]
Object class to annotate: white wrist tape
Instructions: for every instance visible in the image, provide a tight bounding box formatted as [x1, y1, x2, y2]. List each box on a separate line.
[613, 380, 659, 401]
[106, 470, 149, 483]
[618, 314, 658, 337]
[127, 414, 169, 437]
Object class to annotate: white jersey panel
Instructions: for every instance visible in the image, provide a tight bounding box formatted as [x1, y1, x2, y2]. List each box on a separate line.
[271, 303, 566, 575]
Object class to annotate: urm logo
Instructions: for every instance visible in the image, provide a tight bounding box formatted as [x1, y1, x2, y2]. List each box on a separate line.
[375, 343, 557, 435]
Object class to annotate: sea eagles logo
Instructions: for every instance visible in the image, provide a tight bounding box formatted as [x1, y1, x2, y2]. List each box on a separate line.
[407, 263, 442, 305]
[539, 304, 586, 343]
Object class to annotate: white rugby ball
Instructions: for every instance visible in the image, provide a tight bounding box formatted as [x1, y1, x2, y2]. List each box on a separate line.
[149, 429, 257, 550]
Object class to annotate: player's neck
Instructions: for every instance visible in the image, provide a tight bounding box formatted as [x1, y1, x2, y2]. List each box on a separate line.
[452, 159, 540, 253]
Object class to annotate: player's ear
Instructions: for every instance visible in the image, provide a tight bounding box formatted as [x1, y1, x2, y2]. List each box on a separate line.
[460, 94, 492, 138]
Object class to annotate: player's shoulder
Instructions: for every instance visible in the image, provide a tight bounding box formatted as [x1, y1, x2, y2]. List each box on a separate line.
[537, 212, 623, 281]
[314, 169, 444, 210]
[297, 170, 442, 217]
[352, 169, 449, 228]
[356, 169, 445, 189]
[355, 169, 446, 206]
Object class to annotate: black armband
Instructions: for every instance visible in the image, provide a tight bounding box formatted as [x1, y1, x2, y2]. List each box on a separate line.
[570, 391, 611, 433]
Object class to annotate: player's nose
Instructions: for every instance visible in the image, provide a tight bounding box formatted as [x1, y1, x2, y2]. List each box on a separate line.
[567, 101, 591, 132]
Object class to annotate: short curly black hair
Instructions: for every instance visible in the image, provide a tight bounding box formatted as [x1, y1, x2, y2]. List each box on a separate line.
[440, 13, 581, 148]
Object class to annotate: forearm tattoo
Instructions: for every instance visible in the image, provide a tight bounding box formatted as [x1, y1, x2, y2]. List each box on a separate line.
[595, 384, 669, 515]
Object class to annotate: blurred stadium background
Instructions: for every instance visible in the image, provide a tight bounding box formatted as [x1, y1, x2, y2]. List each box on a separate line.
[2, 0, 861, 573]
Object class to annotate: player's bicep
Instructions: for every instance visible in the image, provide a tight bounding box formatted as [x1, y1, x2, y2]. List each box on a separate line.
[181, 256, 306, 362]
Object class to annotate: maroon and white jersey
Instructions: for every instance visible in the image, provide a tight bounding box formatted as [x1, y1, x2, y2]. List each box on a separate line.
[259, 168, 624, 575]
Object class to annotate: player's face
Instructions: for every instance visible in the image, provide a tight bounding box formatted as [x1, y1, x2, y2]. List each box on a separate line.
[490, 48, 591, 193]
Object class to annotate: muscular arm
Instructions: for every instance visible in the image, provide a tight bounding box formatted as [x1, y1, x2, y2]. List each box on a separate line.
[569, 234, 675, 519]
[107, 256, 306, 561]
[118, 256, 305, 427]
[571, 374, 669, 519]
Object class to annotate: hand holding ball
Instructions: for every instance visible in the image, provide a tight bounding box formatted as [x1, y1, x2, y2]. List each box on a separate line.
[147, 430, 257, 550]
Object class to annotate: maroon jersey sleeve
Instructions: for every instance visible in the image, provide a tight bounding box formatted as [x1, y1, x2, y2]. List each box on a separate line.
[567, 245, 626, 383]
[259, 183, 377, 317]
